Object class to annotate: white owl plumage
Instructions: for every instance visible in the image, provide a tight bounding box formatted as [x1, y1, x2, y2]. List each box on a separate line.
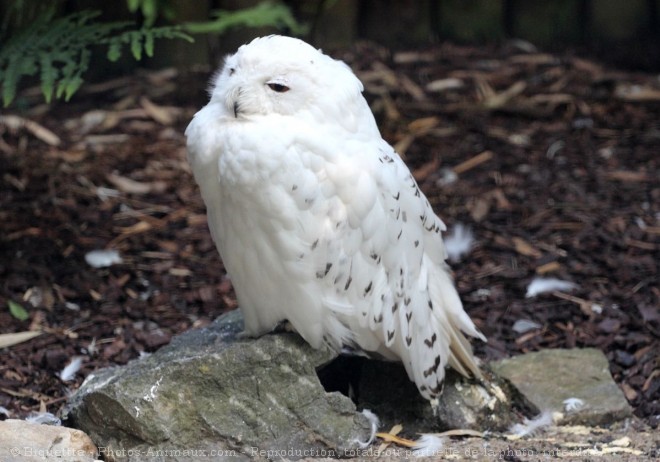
[186, 35, 485, 401]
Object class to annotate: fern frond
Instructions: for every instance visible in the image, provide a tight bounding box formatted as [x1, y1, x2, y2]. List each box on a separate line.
[126, 0, 166, 27]
[0, 0, 303, 107]
[184, 1, 308, 36]
[56, 48, 89, 101]
[103, 26, 193, 62]
[131, 30, 145, 60]
[39, 52, 58, 103]
[0, 8, 192, 107]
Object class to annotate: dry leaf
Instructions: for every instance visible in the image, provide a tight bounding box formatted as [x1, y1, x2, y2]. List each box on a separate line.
[408, 116, 439, 134]
[453, 150, 494, 174]
[620, 382, 638, 401]
[0, 331, 42, 348]
[604, 170, 651, 182]
[140, 97, 176, 125]
[0, 115, 60, 146]
[393, 134, 414, 156]
[512, 237, 542, 258]
[412, 156, 440, 182]
[115, 221, 152, 235]
[509, 53, 557, 65]
[376, 432, 417, 447]
[536, 261, 561, 274]
[481, 80, 527, 109]
[468, 197, 491, 222]
[78, 109, 120, 133]
[393, 50, 437, 64]
[400, 75, 426, 101]
[426, 78, 464, 92]
[615, 84, 660, 102]
[107, 173, 167, 194]
[169, 267, 192, 277]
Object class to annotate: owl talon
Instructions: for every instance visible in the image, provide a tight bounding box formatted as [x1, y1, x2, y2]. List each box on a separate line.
[430, 398, 440, 416]
[273, 320, 296, 333]
[236, 331, 252, 340]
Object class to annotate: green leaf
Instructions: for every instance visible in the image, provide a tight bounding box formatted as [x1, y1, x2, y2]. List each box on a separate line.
[130, 31, 143, 60]
[60, 75, 83, 101]
[8, 300, 29, 321]
[127, 0, 140, 13]
[142, 0, 158, 27]
[107, 42, 122, 61]
[183, 1, 308, 35]
[144, 29, 155, 57]
[39, 52, 57, 103]
[1, 61, 19, 107]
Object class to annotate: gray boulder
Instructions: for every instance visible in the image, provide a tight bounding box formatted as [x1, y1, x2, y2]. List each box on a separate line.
[66, 310, 633, 461]
[491, 348, 633, 426]
[66, 310, 526, 461]
[65, 310, 373, 461]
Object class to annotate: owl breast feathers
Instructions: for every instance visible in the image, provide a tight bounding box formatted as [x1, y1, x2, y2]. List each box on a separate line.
[186, 35, 485, 401]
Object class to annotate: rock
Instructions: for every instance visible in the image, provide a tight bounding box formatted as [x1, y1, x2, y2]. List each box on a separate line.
[354, 360, 538, 433]
[0, 419, 98, 462]
[66, 308, 633, 460]
[65, 310, 373, 462]
[490, 348, 633, 426]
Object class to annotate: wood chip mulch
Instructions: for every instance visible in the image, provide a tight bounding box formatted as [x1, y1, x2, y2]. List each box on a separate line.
[1, 41, 658, 427]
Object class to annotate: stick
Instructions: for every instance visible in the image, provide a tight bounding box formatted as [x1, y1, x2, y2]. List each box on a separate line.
[453, 150, 494, 174]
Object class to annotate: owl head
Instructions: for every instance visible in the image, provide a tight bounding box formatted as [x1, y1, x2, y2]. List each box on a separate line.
[208, 35, 372, 131]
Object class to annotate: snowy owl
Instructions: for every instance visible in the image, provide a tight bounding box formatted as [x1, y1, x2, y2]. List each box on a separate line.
[186, 35, 485, 401]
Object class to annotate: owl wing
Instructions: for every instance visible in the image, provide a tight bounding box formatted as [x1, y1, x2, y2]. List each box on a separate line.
[294, 135, 485, 399]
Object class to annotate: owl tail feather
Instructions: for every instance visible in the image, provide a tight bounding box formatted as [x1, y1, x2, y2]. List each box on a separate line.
[447, 328, 483, 380]
[430, 264, 485, 381]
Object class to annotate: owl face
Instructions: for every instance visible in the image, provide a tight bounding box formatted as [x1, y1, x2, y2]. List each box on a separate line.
[208, 36, 364, 124]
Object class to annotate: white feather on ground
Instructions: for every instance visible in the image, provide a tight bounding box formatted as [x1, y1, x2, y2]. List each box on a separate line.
[563, 397, 585, 412]
[83, 337, 97, 356]
[525, 277, 577, 298]
[436, 168, 458, 186]
[355, 409, 380, 448]
[444, 223, 474, 262]
[85, 249, 123, 268]
[26, 412, 61, 425]
[59, 356, 83, 382]
[508, 410, 554, 438]
[412, 434, 446, 457]
[512, 319, 542, 334]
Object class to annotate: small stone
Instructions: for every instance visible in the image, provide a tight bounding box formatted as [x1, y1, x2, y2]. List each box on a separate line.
[598, 318, 621, 333]
[614, 350, 636, 367]
[0, 419, 98, 462]
[491, 348, 633, 426]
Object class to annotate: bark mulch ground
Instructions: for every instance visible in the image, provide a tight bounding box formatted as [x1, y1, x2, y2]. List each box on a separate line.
[1, 41, 658, 428]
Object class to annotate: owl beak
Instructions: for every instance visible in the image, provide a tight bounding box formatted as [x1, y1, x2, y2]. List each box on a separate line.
[225, 86, 241, 118]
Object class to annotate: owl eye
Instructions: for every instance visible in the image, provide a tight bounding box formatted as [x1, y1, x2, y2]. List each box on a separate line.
[267, 83, 290, 93]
